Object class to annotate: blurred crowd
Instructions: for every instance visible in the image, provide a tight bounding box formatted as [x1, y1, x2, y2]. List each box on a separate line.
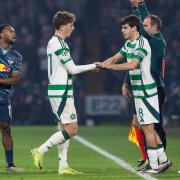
[0, 0, 179, 124]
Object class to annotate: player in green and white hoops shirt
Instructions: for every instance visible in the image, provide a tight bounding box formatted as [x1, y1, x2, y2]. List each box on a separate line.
[31, 11, 97, 175]
[120, 37, 157, 100]
[97, 15, 169, 174]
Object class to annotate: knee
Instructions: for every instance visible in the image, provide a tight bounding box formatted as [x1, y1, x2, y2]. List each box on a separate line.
[64, 123, 78, 138]
[141, 124, 154, 135]
[1, 126, 11, 137]
[69, 126, 78, 137]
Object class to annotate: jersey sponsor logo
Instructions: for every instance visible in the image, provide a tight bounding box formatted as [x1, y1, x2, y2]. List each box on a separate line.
[0, 64, 10, 72]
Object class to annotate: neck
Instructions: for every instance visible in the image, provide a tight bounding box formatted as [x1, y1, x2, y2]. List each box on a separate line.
[55, 30, 66, 40]
[129, 32, 140, 42]
[152, 30, 159, 35]
[0, 40, 10, 50]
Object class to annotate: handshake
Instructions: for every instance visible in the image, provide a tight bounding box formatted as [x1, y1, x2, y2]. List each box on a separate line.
[94, 62, 111, 70]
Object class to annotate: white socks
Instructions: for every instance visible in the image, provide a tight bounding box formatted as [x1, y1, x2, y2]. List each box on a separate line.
[58, 140, 70, 169]
[38, 131, 67, 153]
[147, 149, 158, 170]
[157, 144, 168, 164]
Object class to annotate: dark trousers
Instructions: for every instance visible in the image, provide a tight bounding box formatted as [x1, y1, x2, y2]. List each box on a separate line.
[154, 87, 166, 150]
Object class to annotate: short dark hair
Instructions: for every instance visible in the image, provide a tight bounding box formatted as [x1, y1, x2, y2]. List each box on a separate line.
[120, 15, 141, 32]
[147, 15, 162, 31]
[53, 11, 76, 30]
[0, 24, 11, 33]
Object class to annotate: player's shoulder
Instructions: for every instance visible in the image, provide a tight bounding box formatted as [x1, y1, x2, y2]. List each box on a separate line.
[154, 33, 166, 47]
[48, 36, 67, 49]
[137, 36, 149, 47]
[10, 49, 22, 59]
[48, 36, 59, 46]
[123, 40, 130, 49]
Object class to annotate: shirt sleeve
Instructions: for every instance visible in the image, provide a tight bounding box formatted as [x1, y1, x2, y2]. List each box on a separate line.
[52, 38, 96, 74]
[54, 46, 72, 65]
[119, 44, 127, 57]
[132, 3, 151, 39]
[134, 47, 148, 63]
[64, 60, 96, 75]
[132, 7, 141, 19]
[138, 2, 149, 21]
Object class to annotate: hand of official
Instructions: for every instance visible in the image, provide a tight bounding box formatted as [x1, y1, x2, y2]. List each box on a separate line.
[122, 83, 131, 102]
[130, 0, 144, 8]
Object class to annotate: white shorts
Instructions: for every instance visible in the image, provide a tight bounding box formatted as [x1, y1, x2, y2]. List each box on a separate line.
[49, 97, 77, 124]
[134, 95, 160, 125]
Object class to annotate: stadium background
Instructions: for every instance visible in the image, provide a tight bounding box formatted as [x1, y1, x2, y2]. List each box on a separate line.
[0, 0, 180, 126]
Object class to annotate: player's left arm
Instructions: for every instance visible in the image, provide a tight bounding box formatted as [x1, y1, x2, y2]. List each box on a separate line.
[102, 52, 124, 66]
[130, 0, 141, 18]
[0, 71, 22, 85]
[0, 51, 23, 85]
[102, 59, 140, 71]
[101, 47, 147, 71]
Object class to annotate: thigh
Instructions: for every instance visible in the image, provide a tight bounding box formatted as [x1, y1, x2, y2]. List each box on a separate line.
[131, 98, 137, 115]
[0, 120, 11, 136]
[49, 97, 77, 124]
[61, 98, 77, 124]
[135, 95, 160, 125]
[0, 104, 12, 123]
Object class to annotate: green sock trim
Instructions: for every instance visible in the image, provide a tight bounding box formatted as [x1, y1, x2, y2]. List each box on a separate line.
[147, 146, 158, 150]
[158, 144, 163, 149]
[61, 130, 70, 140]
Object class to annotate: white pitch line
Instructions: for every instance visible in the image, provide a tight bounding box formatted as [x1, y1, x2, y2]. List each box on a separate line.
[74, 135, 158, 180]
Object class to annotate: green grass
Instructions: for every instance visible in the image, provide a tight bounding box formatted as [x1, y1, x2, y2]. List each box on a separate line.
[0, 125, 179, 179]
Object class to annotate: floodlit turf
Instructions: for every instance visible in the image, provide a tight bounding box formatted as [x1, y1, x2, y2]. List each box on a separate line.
[0, 125, 179, 179]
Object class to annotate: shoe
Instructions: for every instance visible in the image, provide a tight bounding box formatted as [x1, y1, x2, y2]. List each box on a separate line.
[135, 159, 149, 171]
[31, 148, 44, 170]
[7, 166, 25, 172]
[159, 160, 172, 172]
[178, 170, 180, 174]
[58, 167, 83, 175]
[141, 165, 159, 174]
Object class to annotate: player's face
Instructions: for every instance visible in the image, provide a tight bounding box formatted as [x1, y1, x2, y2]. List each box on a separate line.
[121, 24, 134, 39]
[143, 18, 154, 35]
[62, 23, 75, 38]
[0, 26, 16, 44]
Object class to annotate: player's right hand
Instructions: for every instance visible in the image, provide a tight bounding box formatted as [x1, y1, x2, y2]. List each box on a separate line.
[122, 83, 131, 102]
[94, 62, 102, 72]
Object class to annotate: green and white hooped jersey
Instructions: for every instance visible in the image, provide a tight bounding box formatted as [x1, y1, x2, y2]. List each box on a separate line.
[120, 36, 157, 98]
[47, 35, 73, 98]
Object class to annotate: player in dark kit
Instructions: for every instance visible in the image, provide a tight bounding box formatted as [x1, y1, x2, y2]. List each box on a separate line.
[0, 24, 24, 172]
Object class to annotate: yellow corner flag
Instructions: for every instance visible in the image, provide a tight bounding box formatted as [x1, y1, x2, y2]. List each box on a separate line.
[128, 125, 139, 148]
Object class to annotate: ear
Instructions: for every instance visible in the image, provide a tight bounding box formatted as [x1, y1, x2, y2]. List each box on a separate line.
[152, 24, 158, 32]
[59, 25, 64, 31]
[132, 26, 137, 32]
